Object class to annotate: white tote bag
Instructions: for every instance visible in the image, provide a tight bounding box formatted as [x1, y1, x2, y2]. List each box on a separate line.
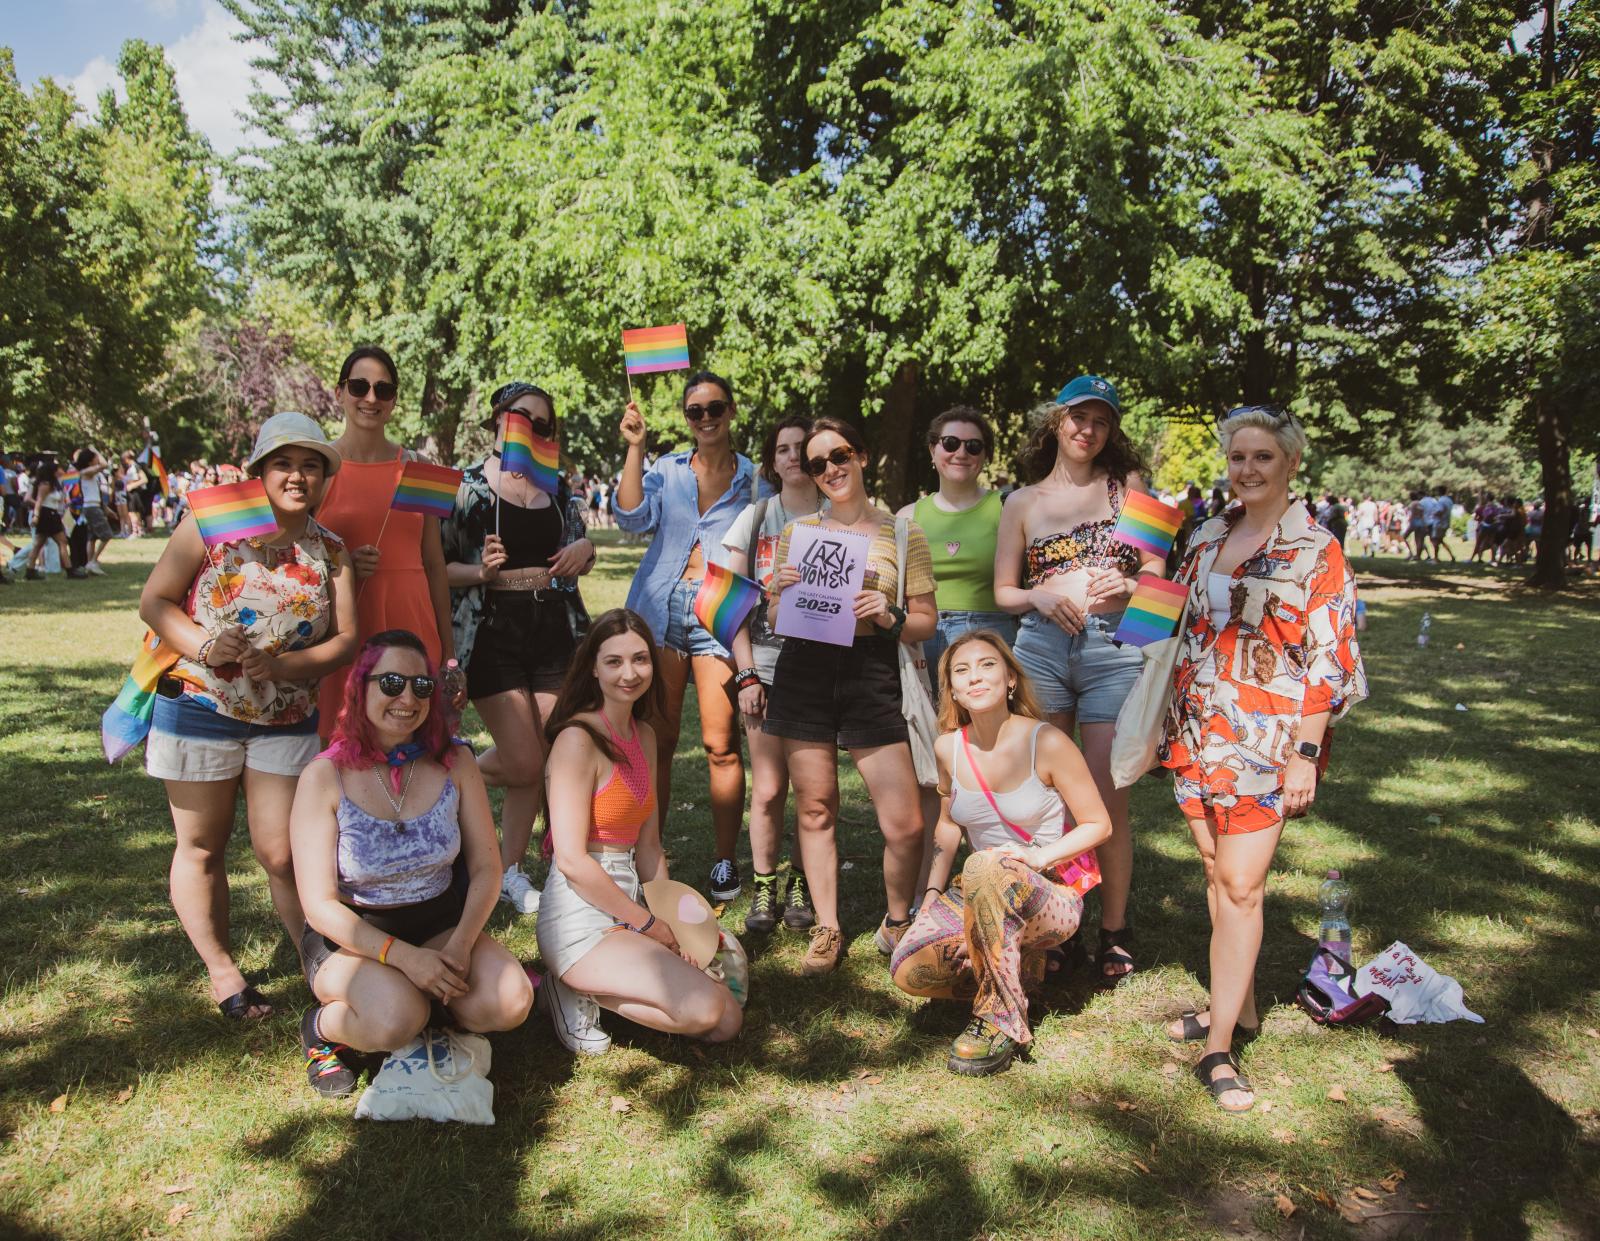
[354, 1027, 495, 1124]
[894, 516, 941, 787]
[1108, 588, 1192, 790]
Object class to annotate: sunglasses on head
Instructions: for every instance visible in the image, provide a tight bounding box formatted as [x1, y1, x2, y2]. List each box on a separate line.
[936, 435, 985, 456]
[343, 377, 398, 402]
[804, 446, 859, 477]
[1229, 404, 1298, 426]
[683, 400, 731, 424]
[367, 672, 436, 699]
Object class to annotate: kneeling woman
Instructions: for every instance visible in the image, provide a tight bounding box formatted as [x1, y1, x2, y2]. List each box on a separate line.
[290, 630, 534, 1097]
[535, 609, 743, 1054]
[891, 631, 1111, 1075]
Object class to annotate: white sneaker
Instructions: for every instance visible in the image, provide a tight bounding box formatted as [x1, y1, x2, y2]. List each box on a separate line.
[540, 973, 611, 1055]
[85, 560, 106, 576]
[499, 864, 541, 915]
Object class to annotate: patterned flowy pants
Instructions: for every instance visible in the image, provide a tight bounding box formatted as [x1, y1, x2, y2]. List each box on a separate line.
[889, 849, 1083, 1044]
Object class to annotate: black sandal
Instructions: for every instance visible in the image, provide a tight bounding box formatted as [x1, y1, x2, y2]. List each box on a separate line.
[217, 984, 273, 1020]
[1168, 1009, 1259, 1044]
[1193, 1050, 1255, 1112]
[1096, 925, 1134, 988]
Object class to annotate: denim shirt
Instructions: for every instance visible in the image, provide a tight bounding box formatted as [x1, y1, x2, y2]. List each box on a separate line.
[614, 449, 766, 644]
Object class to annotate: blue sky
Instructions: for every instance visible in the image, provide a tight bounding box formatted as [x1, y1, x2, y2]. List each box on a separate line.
[4, 0, 261, 151]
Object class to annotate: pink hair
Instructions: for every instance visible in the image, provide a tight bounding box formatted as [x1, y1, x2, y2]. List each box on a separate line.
[322, 630, 455, 775]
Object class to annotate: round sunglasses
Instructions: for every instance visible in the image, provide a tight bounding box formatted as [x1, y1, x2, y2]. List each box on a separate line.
[366, 672, 436, 699]
[684, 400, 731, 423]
[935, 435, 985, 456]
[342, 377, 398, 402]
[803, 446, 859, 477]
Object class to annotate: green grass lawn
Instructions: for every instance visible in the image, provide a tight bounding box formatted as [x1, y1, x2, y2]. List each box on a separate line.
[2, 530, 1598, 1239]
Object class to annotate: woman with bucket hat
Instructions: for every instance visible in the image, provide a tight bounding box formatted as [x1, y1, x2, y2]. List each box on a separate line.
[138, 412, 359, 1019]
[993, 375, 1166, 986]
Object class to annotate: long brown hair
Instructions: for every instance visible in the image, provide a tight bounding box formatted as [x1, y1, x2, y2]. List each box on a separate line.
[936, 630, 1046, 733]
[1018, 398, 1148, 485]
[543, 609, 665, 761]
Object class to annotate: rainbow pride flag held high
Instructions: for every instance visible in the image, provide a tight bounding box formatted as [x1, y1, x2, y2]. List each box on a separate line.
[391, 461, 464, 519]
[187, 479, 278, 547]
[1113, 575, 1191, 648]
[1112, 490, 1185, 559]
[101, 629, 180, 763]
[500, 412, 561, 495]
[622, 323, 691, 375]
[693, 562, 763, 652]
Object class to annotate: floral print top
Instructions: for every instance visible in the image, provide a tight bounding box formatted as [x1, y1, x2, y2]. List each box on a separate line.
[168, 518, 346, 725]
[1159, 500, 1367, 793]
[1023, 476, 1142, 586]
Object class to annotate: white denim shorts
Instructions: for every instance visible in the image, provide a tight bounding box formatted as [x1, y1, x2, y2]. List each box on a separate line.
[145, 693, 321, 782]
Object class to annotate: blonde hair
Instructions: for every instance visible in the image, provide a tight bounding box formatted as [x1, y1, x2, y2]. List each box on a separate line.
[1218, 405, 1307, 459]
[936, 630, 1046, 733]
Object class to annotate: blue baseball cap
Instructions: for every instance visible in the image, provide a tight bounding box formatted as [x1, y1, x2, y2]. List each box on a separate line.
[1055, 374, 1120, 414]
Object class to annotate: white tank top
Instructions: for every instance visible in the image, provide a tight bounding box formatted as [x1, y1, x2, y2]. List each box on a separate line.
[1207, 572, 1233, 629]
[949, 723, 1066, 852]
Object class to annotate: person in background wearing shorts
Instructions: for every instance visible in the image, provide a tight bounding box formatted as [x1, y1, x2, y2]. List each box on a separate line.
[993, 376, 1165, 986]
[139, 413, 358, 1020]
[73, 448, 115, 574]
[1158, 405, 1366, 1113]
[1428, 486, 1457, 562]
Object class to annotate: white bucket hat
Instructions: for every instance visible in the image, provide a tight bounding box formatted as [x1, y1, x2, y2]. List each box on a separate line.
[245, 411, 341, 476]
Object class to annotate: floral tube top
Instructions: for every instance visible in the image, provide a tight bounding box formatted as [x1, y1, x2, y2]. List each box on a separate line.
[1024, 476, 1142, 587]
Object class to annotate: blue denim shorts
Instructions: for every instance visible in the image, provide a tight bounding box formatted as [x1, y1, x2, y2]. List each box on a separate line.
[1012, 609, 1142, 723]
[924, 609, 1019, 699]
[662, 577, 731, 659]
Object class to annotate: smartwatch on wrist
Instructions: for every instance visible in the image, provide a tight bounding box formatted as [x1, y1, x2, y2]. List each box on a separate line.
[1295, 740, 1322, 761]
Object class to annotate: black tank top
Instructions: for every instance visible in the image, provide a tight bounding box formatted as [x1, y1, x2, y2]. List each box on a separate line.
[498, 498, 561, 570]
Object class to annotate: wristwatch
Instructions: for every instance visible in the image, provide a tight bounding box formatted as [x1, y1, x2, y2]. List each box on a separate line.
[1295, 740, 1322, 761]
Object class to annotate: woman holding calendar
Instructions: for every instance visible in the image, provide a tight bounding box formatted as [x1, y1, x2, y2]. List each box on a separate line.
[316, 345, 456, 740]
[992, 375, 1164, 986]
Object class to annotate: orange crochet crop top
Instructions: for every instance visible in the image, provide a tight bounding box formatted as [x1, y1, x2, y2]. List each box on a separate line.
[589, 716, 655, 848]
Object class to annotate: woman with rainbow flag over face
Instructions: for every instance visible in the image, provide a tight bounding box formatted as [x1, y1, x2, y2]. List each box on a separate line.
[136, 412, 359, 1021]
[441, 382, 595, 919]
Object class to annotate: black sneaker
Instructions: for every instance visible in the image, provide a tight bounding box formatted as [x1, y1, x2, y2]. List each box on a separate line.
[744, 874, 780, 934]
[709, 857, 742, 902]
[782, 870, 815, 930]
[300, 1007, 358, 1099]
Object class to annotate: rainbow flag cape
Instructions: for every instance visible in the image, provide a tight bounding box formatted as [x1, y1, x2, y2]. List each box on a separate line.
[1112, 490, 1184, 559]
[622, 323, 691, 375]
[186, 479, 278, 547]
[149, 453, 171, 498]
[57, 468, 81, 490]
[391, 461, 463, 519]
[1112, 575, 1190, 648]
[692, 562, 762, 651]
[101, 629, 180, 763]
[500, 412, 561, 495]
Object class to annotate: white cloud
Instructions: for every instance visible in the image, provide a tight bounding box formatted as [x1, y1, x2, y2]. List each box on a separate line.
[66, 55, 124, 120]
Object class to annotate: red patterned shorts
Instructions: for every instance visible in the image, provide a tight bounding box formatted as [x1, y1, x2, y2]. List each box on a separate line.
[1171, 762, 1284, 835]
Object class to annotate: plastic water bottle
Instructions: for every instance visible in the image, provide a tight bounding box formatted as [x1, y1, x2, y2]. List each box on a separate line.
[1318, 869, 1353, 985]
[1416, 612, 1431, 648]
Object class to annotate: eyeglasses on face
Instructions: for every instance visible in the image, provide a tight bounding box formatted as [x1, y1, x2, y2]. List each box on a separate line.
[506, 409, 555, 439]
[936, 435, 985, 456]
[366, 672, 436, 699]
[343, 378, 398, 402]
[803, 446, 859, 477]
[683, 400, 731, 424]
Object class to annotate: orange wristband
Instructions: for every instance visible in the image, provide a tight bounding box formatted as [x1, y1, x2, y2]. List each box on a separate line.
[377, 935, 396, 965]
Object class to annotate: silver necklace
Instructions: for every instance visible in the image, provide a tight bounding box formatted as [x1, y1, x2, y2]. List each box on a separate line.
[372, 762, 415, 830]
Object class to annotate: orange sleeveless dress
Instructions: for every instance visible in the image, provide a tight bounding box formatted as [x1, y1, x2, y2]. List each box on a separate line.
[315, 452, 444, 738]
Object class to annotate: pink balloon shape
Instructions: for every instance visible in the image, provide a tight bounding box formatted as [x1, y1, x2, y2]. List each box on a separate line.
[677, 893, 710, 924]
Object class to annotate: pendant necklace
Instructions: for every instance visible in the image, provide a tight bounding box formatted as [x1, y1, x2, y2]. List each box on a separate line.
[373, 761, 415, 831]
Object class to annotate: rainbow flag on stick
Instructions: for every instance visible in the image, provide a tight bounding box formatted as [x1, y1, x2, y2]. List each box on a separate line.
[1113, 575, 1190, 648]
[1112, 490, 1185, 559]
[186, 479, 278, 547]
[500, 412, 561, 495]
[390, 461, 463, 520]
[101, 630, 180, 763]
[622, 323, 691, 375]
[693, 562, 763, 652]
[149, 453, 170, 498]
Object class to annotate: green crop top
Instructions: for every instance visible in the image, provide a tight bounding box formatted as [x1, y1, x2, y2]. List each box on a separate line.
[912, 491, 1004, 613]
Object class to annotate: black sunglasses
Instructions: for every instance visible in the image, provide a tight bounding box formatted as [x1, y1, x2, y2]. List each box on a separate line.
[804, 446, 859, 477]
[507, 410, 555, 439]
[366, 672, 436, 699]
[936, 435, 985, 456]
[684, 400, 730, 424]
[343, 377, 398, 401]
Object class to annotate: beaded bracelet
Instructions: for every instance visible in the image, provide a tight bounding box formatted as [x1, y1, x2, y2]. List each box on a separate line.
[196, 636, 216, 666]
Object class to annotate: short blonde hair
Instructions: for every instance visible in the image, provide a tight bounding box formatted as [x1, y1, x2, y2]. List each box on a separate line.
[1218, 405, 1307, 459]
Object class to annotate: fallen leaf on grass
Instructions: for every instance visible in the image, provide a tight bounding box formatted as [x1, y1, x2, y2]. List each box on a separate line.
[49, 1093, 67, 1114]
[537, 1187, 551, 1201]
[1377, 1061, 1395, 1072]
[112, 1016, 133, 1026]
[609, 1096, 630, 1114]
[1351, 1186, 1380, 1201]
[862, 1075, 883, 1085]
[1380, 1170, 1407, 1192]
[1274, 1072, 1295, 1087]
[1326, 1084, 1348, 1102]
[1114, 1101, 1136, 1112]
[1338, 1202, 1366, 1224]
[1274, 1195, 1296, 1219]
[857, 1154, 878, 1166]
[1159, 1062, 1179, 1076]
[165, 1203, 192, 1226]
[1583, 1028, 1600, 1040]
[1258, 1100, 1274, 1113]
[1271, 1128, 1297, 1144]
[1128, 1158, 1151, 1174]
[162, 1183, 194, 1196]
[1309, 1188, 1337, 1211]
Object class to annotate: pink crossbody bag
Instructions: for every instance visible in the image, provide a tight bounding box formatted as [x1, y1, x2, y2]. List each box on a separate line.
[958, 727, 1102, 897]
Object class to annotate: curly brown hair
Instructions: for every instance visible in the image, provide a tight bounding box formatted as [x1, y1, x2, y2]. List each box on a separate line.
[1017, 398, 1148, 485]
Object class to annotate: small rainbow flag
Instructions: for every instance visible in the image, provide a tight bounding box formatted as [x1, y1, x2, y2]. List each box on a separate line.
[500, 412, 561, 495]
[187, 479, 278, 547]
[391, 461, 463, 519]
[1113, 490, 1185, 559]
[692, 562, 763, 652]
[1113, 575, 1190, 648]
[149, 453, 171, 498]
[101, 629, 180, 763]
[622, 323, 691, 375]
[57, 468, 81, 490]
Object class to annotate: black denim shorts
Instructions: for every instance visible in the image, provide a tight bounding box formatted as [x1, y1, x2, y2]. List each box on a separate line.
[762, 633, 908, 750]
[300, 883, 466, 992]
[466, 592, 577, 698]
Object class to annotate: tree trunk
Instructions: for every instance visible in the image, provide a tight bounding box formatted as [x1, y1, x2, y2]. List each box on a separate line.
[876, 360, 920, 509]
[1527, 392, 1572, 589]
